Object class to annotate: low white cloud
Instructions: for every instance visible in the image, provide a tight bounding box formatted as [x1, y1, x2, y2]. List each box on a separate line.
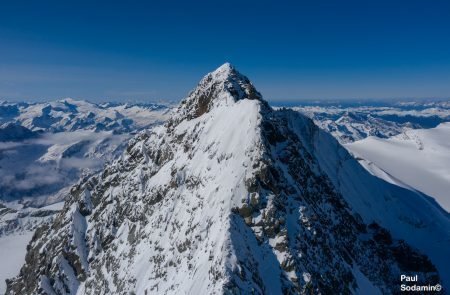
[0, 141, 23, 151]
[60, 157, 103, 170]
[0, 130, 129, 199]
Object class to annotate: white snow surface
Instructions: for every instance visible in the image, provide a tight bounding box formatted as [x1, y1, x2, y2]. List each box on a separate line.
[0, 232, 34, 294]
[345, 123, 450, 212]
[0, 201, 64, 293]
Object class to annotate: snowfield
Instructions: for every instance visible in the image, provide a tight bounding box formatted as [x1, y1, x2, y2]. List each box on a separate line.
[0, 232, 34, 294]
[0, 201, 64, 294]
[346, 122, 450, 212]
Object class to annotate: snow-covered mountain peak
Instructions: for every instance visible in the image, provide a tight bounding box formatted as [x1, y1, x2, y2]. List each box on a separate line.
[6, 66, 449, 294]
[173, 63, 264, 123]
[211, 62, 234, 76]
[205, 62, 262, 101]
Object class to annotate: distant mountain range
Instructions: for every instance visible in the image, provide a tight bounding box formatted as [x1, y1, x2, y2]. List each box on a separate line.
[291, 101, 449, 143]
[0, 99, 171, 204]
[0, 98, 171, 133]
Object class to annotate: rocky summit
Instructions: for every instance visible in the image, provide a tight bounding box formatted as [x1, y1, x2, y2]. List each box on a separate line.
[6, 64, 449, 294]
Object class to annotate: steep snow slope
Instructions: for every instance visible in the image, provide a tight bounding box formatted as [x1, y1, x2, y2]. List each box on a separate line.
[345, 123, 450, 212]
[6, 64, 449, 294]
[0, 201, 64, 294]
[0, 232, 33, 294]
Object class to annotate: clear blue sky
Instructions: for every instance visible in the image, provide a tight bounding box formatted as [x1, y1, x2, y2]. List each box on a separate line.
[1, 0, 450, 102]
